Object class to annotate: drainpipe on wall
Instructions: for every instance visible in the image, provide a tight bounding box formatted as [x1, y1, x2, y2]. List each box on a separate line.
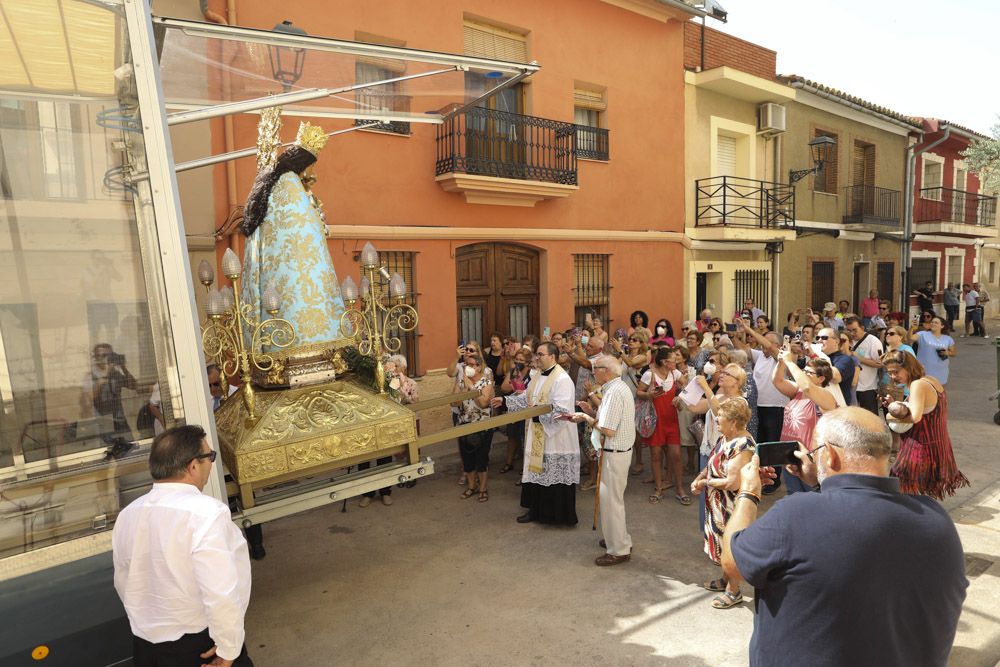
[902, 125, 950, 311]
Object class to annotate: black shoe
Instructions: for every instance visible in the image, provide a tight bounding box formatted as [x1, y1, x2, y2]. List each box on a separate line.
[249, 543, 266, 560]
[516, 512, 534, 524]
[599, 539, 606, 548]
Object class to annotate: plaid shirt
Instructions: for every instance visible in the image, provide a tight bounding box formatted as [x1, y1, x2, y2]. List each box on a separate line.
[596, 377, 636, 451]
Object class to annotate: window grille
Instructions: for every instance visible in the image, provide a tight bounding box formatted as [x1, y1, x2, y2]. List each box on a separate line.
[811, 262, 835, 311]
[379, 251, 420, 374]
[909, 258, 938, 292]
[732, 270, 770, 316]
[574, 254, 610, 327]
[813, 130, 838, 195]
[354, 61, 410, 135]
[876, 262, 895, 308]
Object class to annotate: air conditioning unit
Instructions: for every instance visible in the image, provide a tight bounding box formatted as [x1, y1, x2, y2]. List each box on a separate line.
[758, 102, 786, 136]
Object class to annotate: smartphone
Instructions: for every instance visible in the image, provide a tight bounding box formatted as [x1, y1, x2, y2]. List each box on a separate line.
[783, 334, 791, 345]
[756, 441, 801, 467]
[726, 323, 737, 332]
[543, 326, 551, 338]
[459, 339, 465, 347]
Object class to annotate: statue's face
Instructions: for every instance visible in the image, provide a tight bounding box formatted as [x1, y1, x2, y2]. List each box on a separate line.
[300, 165, 316, 187]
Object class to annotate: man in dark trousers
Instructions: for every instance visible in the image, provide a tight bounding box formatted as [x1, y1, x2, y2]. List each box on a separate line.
[113, 425, 253, 666]
[721, 408, 967, 666]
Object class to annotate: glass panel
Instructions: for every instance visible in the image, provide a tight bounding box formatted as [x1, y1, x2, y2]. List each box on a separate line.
[460, 307, 482, 346]
[508, 304, 528, 340]
[155, 19, 526, 125]
[0, 0, 182, 557]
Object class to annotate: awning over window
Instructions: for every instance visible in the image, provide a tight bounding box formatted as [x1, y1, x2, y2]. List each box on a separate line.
[0, 0, 120, 96]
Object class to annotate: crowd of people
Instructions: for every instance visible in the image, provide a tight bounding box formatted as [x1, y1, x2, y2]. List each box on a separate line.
[111, 295, 982, 666]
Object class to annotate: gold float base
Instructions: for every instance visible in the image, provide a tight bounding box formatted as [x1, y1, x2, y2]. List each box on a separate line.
[214, 377, 417, 508]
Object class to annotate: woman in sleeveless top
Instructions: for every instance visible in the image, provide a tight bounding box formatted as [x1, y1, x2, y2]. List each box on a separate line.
[882, 350, 969, 500]
[636, 347, 683, 504]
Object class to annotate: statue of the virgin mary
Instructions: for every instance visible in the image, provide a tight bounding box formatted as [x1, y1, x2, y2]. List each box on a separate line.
[240, 117, 347, 383]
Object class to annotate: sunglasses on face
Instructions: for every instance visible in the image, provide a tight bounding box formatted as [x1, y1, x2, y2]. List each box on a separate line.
[886, 331, 898, 337]
[816, 335, 832, 341]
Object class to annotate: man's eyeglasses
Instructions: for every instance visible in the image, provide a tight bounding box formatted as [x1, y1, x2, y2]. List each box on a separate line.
[190, 451, 217, 464]
[815, 335, 832, 341]
[803, 368, 818, 377]
[879, 306, 889, 311]
[805, 440, 842, 463]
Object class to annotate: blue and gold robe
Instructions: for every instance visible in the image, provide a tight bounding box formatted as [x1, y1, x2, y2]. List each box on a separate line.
[241, 171, 345, 351]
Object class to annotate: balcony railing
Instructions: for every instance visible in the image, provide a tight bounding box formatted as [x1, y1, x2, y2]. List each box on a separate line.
[917, 187, 997, 226]
[842, 185, 901, 226]
[575, 125, 609, 161]
[435, 107, 577, 185]
[695, 176, 795, 228]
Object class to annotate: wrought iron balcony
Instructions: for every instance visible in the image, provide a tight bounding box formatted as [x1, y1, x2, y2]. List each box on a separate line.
[695, 176, 795, 228]
[842, 185, 901, 226]
[575, 124, 609, 161]
[436, 107, 577, 185]
[917, 187, 997, 227]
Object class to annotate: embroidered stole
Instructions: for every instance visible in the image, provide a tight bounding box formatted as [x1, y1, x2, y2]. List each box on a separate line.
[527, 365, 565, 474]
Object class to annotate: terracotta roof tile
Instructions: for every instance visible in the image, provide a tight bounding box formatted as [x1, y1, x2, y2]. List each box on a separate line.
[778, 74, 923, 129]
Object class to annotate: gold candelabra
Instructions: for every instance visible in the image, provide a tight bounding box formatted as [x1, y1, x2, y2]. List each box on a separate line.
[339, 242, 419, 394]
[200, 249, 295, 424]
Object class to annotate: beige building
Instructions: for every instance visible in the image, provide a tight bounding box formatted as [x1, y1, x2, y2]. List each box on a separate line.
[777, 76, 920, 315]
[681, 25, 795, 322]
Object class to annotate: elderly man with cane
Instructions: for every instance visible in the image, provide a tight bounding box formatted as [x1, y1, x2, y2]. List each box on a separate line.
[573, 355, 635, 565]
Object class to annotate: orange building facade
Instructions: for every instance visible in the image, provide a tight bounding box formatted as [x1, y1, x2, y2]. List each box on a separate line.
[198, 0, 698, 373]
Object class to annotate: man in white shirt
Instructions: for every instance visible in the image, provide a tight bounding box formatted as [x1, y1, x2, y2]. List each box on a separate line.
[574, 356, 636, 566]
[844, 316, 884, 415]
[963, 283, 981, 338]
[735, 321, 789, 493]
[113, 425, 252, 667]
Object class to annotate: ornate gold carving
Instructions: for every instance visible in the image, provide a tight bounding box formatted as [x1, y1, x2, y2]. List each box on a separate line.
[256, 106, 283, 172]
[264, 357, 286, 386]
[242, 449, 288, 482]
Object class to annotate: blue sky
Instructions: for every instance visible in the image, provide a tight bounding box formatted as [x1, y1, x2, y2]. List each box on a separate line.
[711, 0, 1000, 135]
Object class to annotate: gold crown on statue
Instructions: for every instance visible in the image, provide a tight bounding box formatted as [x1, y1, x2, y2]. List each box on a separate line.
[294, 122, 329, 156]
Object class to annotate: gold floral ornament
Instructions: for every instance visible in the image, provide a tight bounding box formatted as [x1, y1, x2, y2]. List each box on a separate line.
[256, 106, 283, 173]
[294, 121, 329, 157]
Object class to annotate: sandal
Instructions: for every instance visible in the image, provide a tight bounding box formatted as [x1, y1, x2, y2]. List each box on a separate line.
[712, 590, 743, 609]
[458, 474, 467, 486]
[478, 490, 489, 503]
[461, 488, 476, 500]
[702, 578, 727, 592]
[648, 490, 663, 504]
[499, 463, 514, 474]
[675, 494, 692, 506]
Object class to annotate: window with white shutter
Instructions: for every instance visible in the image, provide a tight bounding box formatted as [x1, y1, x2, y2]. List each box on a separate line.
[717, 134, 737, 177]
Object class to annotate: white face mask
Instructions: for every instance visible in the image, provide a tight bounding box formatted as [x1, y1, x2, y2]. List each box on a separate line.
[656, 326, 666, 335]
[464, 365, 476, 378]
[703, 362, 717, 377]
[580, 335, 590, 346]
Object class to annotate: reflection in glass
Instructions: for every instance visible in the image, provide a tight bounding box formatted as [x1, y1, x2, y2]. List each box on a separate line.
[0, 0, 179, 556]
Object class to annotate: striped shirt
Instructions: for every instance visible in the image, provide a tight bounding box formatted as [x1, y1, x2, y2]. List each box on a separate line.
[596, 377, 636, 451]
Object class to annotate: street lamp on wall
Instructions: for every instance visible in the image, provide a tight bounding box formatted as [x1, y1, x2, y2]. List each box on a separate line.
[269, 20, 308, 92]
[789, 135, 836, 185]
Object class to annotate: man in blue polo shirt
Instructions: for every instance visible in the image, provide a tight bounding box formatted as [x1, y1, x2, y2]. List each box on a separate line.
[720, 408, 967, 666]
[816, 326, 855, 405]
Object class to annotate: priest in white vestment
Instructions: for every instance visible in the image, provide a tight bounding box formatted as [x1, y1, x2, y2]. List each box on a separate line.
[500, 342, 580, 525]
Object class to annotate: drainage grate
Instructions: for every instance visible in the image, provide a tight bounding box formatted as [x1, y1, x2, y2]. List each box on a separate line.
[965, 555, 994, 578]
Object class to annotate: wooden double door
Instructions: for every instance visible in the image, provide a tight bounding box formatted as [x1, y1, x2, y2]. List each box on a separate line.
[456, 243, 539, 346]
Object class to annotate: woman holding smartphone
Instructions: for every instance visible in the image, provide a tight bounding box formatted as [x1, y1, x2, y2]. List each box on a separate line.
[457, 353, 495, 502]
[689, 397, 754, 609]
[636, 347, 684, 504]
[498, 348, 533, 474]
[912, 315, 956, 386]
[771, 350, 838, 494]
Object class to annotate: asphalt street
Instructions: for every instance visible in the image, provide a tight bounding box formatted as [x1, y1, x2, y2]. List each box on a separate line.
[244, 330, 1000, 666]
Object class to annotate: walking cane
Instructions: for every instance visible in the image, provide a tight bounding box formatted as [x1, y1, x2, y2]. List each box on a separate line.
[592, 433, 605, 531]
